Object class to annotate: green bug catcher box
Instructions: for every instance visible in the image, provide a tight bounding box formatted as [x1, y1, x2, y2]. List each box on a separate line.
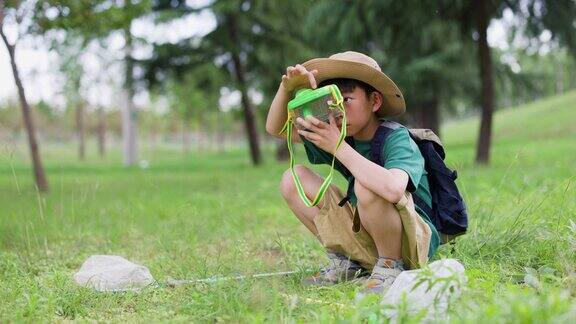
[287, 84, 344, 127]
[282, 84, 347, 207]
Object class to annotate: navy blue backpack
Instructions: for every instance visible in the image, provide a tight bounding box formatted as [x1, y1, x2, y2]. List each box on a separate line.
[340, 121, 468, 244]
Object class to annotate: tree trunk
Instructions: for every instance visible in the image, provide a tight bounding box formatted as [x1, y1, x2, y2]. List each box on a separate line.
[412, 99, 440, 137]
[183, 119, 191, 154]
[98, 105, 106, 157]
[76, 101, 85, 160]
[275, 140, 289, 161]
[555, 56, 564, 94]
[1, 26, 49, 192]
[226, 14, 262, 166]
[474, 0, 494, 165]
[150, 127, 158, 151]
[122, 26, 138, 166]
[216, 112, 226, 153]
[197, 116, 205, 153]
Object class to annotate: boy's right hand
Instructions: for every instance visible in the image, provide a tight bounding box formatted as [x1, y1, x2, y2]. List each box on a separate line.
[281, 64, 319, 94]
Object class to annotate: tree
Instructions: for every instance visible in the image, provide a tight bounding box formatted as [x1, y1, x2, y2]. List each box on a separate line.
[379, 5, 476, 137]
[121, 27, 136, 165]
[431, 0, 518, 164]
[148, 0, 318, 163]
[59, 36, 86, 160]
[524, 0, 576, 60]
[93, 63, 111, 158]
[440, 0, 576, 164]
[0, 0, 48, 192]
[305, 0, 477, 136]
[143, 30, 226, 153]
[472, 0, 497, 165]
[165, 72, 208, 154]
[97, 103, 106, 157]
[244, 1, 317, 161]
[153, 0, 264, 165]
[34, 0, 152, 166]
[205, 1, 263, 165]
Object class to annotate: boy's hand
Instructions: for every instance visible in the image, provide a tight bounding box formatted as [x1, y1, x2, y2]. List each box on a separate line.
[297, 114, 343, 154]
[281, 64, 318, 94]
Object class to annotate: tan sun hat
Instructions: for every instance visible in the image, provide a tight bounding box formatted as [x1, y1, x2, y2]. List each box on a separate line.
[302, 51, 406, 117]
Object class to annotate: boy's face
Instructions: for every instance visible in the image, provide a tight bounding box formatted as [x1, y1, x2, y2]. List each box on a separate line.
[336, 87, 380, 137]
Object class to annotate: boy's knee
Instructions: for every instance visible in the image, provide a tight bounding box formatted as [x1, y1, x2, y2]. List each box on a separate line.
[280, 164, 308, 199]
[354, 180, 379, 206]
[280, 169, 293, 198]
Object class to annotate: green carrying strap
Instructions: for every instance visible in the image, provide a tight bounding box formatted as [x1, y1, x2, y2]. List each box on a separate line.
[283, 86, 347, 207]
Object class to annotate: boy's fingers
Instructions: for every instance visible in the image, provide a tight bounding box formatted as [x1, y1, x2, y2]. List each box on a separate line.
[306, 115, 324, 128]
[287, 65, 317, 89]
[298, 129, 320, 142]
[295, 64, 309, 75]
[328, 113, 336, 126]
[298, 117, 323, 133]
[308, 71, 317, 89]
[296, 117, 313, 131]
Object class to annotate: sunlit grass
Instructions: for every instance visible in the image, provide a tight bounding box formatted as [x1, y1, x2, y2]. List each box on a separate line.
[1, 91, 575, 321]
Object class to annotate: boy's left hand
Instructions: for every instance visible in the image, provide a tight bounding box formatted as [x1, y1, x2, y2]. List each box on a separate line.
[296, 114, 343, 154]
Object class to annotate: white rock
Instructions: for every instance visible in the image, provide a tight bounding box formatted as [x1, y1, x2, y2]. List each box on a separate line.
[74, 255, 155, 292]
[381, 259, 467, 322]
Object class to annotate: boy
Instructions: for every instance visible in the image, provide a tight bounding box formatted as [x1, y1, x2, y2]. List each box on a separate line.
[266, 51, 440, 297]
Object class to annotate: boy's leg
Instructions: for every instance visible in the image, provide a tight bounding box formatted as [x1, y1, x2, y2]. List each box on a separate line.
[354, 181, 403, 260]
[279, 164, 326, 237]
[280, 164, 367, 285]
[354, 180, 405, 298]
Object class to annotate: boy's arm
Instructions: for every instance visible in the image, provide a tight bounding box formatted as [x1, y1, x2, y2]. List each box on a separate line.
[265, 83, 301, 142]
[335, 143, 409, 204]
[266, 65, 318, 142]
[297, 115, 408, 203]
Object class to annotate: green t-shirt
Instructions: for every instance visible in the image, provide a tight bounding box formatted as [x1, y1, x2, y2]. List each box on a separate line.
[301, 127, 440, 257]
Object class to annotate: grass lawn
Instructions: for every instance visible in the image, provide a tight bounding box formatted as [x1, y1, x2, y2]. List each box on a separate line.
[1, 91, 575, 322]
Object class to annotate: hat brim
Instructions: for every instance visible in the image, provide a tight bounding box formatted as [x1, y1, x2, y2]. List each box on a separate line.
[302, 58, 406, 117]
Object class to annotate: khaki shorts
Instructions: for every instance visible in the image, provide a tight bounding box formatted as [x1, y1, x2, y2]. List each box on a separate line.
[313, 184, 431, 270]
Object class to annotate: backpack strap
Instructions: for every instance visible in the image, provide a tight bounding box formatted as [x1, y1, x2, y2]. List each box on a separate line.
[406, 129, 443, 219]
[371, 122, 435, 220]
[370, 120, 402, 167]
[337, 136, 355, 207]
